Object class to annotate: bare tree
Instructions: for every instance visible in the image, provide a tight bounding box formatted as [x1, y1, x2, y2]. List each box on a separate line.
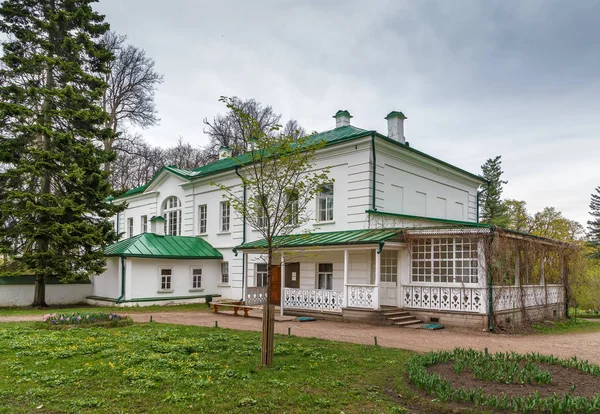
[203, 97, 281, 157]
[101, 31, 163, 151]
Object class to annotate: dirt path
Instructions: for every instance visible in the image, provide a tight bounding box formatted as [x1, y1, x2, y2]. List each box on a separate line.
[4, 311, 600, 364]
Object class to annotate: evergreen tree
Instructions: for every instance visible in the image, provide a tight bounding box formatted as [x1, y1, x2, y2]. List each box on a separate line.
[588, 187, 600, 258]
[480, 155, 509, 227]
[0, 0, 124, 306]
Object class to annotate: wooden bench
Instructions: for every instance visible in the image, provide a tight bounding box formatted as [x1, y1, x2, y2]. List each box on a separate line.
[210, 302, 257, 317]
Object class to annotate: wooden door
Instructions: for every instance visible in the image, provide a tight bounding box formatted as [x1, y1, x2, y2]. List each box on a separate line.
[270, 266, 281, 305]
[285, 262, 300, 288]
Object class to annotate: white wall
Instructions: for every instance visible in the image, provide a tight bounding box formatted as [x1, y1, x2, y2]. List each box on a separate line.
[0, 284, 92, 307]
[92, 257, 120, 299]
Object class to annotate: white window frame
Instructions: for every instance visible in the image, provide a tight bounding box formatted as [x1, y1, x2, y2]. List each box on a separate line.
[220, 261, 229, 285]
[162, 196, 182, 236]
[380, 250, 398, 283]
[220, 201, 230, 233]
[316, 183, 334, 222]
[141, 215, 148, 233]
[190, 267, 203, 291]
[256, 263, 268, 287]
[159, 267, 173, 292]
[127, 217, 134, 238]
[198, 204, 207, 234]
[410, 237, 479, 285]
[286, 190, 299, 226]
[317, 263, 333, 290]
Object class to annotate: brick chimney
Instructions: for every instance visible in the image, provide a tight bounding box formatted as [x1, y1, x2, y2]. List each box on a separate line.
[219, 145, 232, 160]
[150, 216, 165, 236]
[333, 110, 352, 128]
[385, 111, 406, 144]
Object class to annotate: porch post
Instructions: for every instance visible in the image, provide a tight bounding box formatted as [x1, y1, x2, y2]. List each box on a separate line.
[280, 253, 285, 316]
[243, 252, 248, 302]
[374, 249, 381, 310]
[343, 249, 349, 309]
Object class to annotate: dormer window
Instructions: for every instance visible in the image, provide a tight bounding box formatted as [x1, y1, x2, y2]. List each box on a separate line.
[162, 196, 182, 236]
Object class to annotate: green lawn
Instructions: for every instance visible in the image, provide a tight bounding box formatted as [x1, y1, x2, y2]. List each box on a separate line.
[0, 303, 210, 317]
[0, 322, 458, 413]
[533, 318, 600, 335]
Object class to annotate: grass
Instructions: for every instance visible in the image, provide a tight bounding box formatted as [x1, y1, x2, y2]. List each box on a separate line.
[0, 303, 211, 317]
[0, 322, 460, 414]
[532, 318, 600, 335]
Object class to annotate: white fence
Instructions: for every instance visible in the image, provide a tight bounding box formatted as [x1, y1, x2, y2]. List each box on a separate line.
[0, 284, 92, 307]
[346, 284, 378, 309]
[283, 288, 344, 313]
[245, 286, 268, 306]
[403, 286, 486, 313]
[493, 285, 564, 311]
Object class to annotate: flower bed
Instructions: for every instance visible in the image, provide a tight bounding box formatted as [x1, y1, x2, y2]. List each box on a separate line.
[38, 312, 133, 329]
[408, 348, 600, 412]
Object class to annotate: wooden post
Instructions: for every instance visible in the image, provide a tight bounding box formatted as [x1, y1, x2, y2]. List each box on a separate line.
[280, 253, 285, 317]
[343, 249, 349, 309]
[374, 248, 381, 310]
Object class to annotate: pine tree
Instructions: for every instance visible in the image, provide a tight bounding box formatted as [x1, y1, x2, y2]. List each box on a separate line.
[480, 155, 509, 227]
[0, 0, 124, 306]
[588, 187, 600, 258]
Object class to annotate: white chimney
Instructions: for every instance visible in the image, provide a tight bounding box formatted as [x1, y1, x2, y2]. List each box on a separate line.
[385, 111, 407, 144]
[219, 145, 232, 160]
[150, 216, 165, 236]
[333, 110, 352, 128]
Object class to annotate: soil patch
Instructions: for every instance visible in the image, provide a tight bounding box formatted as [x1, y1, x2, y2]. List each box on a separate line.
[429, 362, 600, 399]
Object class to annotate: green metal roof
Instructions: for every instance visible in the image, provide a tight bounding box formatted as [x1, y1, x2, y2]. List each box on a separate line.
[105, 233, 223, 259]
[333, 110, 353, 118]
[115, 123, 485, 200]
[366, 210, 491, 228]
[237, 228, 404, 250]
[385, 111, 407, 119]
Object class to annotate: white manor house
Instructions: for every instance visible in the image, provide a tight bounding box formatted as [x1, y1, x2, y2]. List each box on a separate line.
[91, 110, 570, 329]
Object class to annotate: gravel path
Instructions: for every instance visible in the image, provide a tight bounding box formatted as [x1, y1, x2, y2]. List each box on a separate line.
[4, 311, 600, 364]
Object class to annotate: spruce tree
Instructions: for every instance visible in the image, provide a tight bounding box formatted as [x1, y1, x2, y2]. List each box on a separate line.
[588, 187, 600, 258]
[0, 0, 124, 306]
[480, 155, 509, 227]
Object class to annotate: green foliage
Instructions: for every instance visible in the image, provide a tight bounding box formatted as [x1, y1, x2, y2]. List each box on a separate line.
[480, 155, 509, 226]
[504, 199, 529, 231]
[0, 323, 416, 413]
[0, 0, 125, 304]
[588, 187, 600, 259]
[408, 348, 600, 412]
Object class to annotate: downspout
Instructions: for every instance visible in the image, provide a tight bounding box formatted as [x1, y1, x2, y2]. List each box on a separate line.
[487, 226, 496, 332]
[371, 132, 377, 211]
[116, 256, 126, 304]
[235, 166, 247, 298]
[476, 183, 490, 223]
[377, 241, 385, 254]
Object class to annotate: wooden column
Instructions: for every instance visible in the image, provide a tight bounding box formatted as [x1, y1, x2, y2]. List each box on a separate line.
[343, 249, 349, 309]
[374, 249, 381, 310]
[280, 253, 285, 316]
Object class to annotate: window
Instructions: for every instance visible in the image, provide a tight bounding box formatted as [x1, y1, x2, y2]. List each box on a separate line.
[256, 263, 268, 287]
[141, 215, 148, 233]
[198, 205, 207, 234]
[220, 201, 230, 232]
[317, 183, 334, 222]
[127, 218, 134, 238]
[256, 195, 268, 229]
[286, 190, 299, 225]
[380, 250, 398, 283]
[317, 263, 333, 290]
[221, 262, 229, 284]
[160, 268, 172, 290]
[191, 268, 202, 289]
[162, 196, 181, 236]
[411, 238, 479, 284]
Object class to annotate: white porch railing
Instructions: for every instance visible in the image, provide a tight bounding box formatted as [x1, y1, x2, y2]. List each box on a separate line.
[494, 285, 565, 311]
[346, 284, 379, 309]
[404, 286, 485, 313]
[245, 286, 268, 306]
[283, 288, 344, 313]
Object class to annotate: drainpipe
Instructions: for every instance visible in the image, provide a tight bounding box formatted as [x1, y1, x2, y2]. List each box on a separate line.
[377, 241, 385, 254]
[235, 166, 247, 298]
[487, 226, 496, 332]
[476, 183, 490, 223]
[370, 132, 377, 211]
[116, 256, 126, 304]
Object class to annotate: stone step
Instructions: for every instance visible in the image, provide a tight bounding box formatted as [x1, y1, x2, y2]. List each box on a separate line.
[386, 315, 417, 322]
[381, 310, 410, 317]
[394, 319, 423, 327]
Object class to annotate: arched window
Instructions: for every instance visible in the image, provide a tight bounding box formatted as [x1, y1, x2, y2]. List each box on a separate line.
[162, 196, 181, 236]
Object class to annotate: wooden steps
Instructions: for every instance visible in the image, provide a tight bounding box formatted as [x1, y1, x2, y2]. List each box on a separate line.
[380, 307, 422, 327]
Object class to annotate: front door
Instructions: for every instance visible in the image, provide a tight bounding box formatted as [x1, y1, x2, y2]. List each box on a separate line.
[380, 279, 398, 306]
[270, 266, 281, 305]
[379, 251, 398, 307]
[285, 262, 300, 288]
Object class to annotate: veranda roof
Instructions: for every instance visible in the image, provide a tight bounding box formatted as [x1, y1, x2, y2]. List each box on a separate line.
[236, 228, 404, 251]
[105, 233, 223, 259]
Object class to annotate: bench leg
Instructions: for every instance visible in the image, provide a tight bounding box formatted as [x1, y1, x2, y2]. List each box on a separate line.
[233, 306, 239, 316]
[243, 308, 250, 317]
[213, 305, 219, 314]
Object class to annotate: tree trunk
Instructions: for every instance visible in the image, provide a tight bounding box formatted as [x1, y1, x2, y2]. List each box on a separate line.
[32, 274, 47, 307]
[261, 247, 275, 367]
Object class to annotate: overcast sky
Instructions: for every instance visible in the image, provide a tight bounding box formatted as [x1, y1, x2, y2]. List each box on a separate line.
[96, 0, 599, 227]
